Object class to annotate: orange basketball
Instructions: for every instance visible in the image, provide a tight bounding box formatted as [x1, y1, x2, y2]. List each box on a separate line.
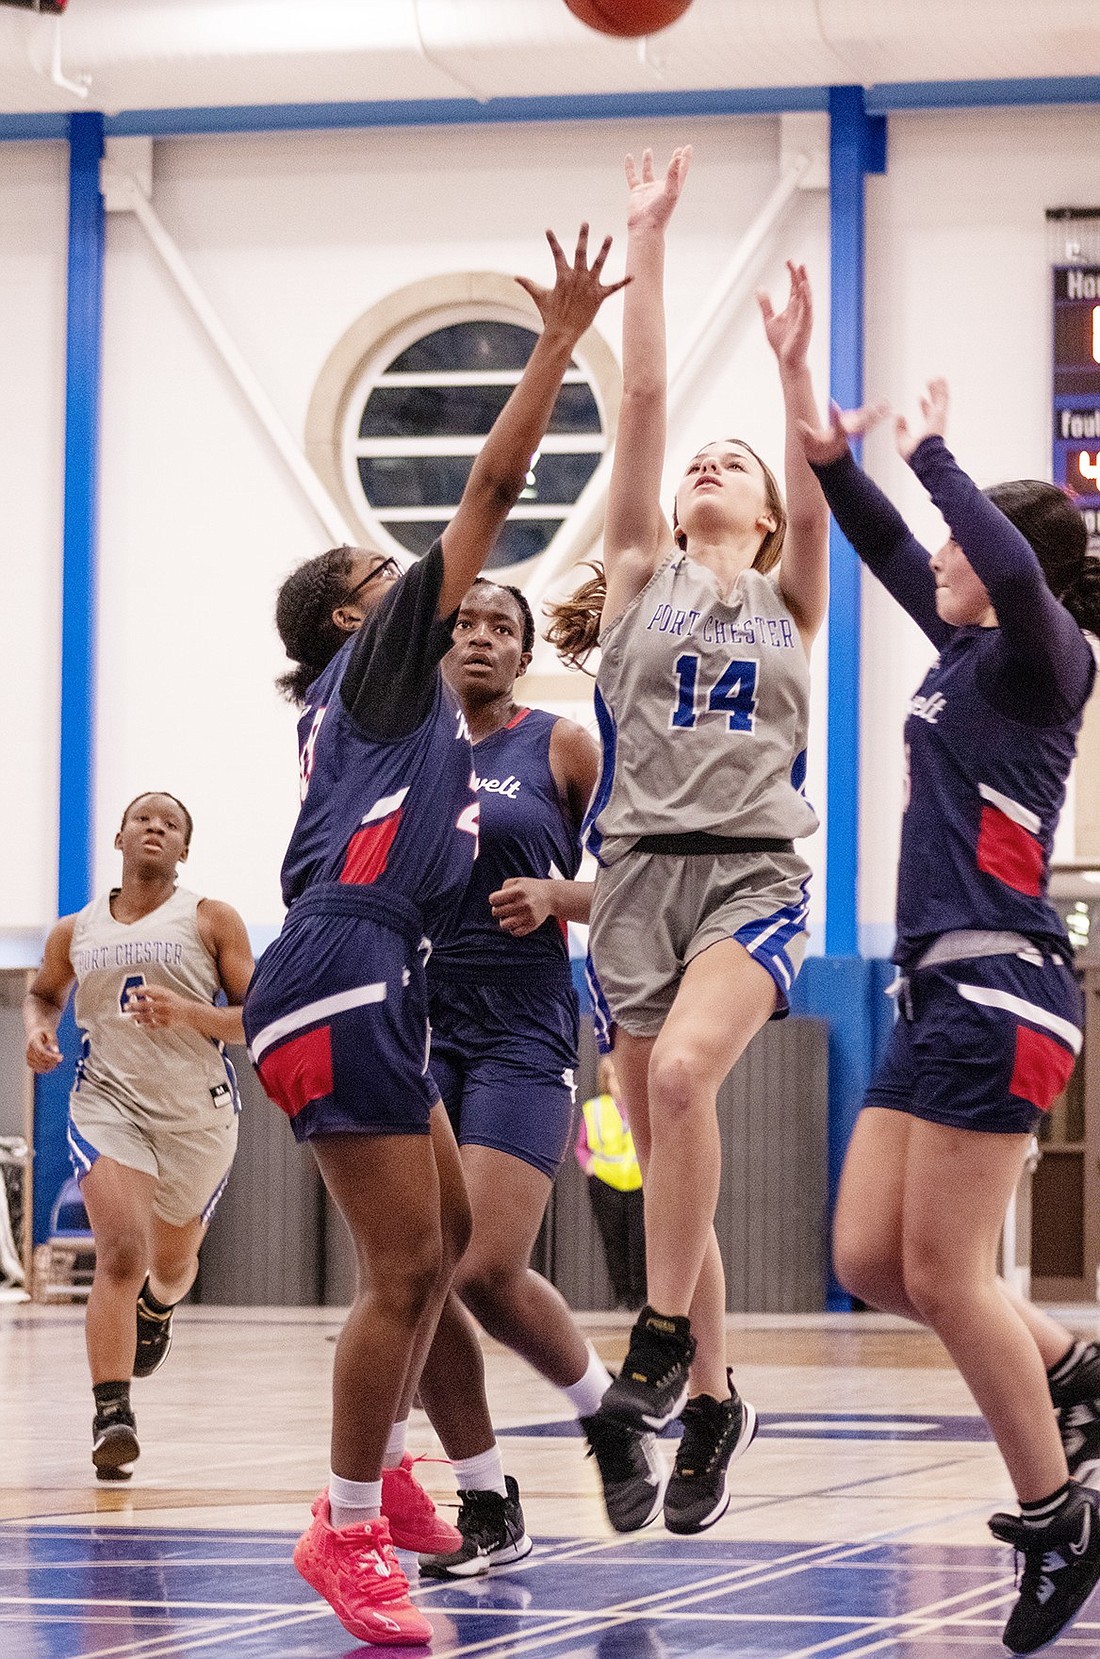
[562, 0, 694, 38]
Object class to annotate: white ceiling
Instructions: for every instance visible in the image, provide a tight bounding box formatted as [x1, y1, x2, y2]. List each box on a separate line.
[1, 0, 1098, 120]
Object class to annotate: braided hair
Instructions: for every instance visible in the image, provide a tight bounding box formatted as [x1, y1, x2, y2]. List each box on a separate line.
[984, 481, 1100, 636]
[275, 545, 362, 705]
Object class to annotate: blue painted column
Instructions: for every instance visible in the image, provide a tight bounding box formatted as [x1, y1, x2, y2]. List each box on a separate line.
[820, 87, 887, 1305]
[825, 85, 886, 954]
[35, 112, 106, 1248]
[57, 109, 105, 916]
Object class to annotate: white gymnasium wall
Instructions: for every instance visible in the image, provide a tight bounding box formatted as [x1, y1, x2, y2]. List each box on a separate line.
[0, 141, 68, 949]
[857, 103, 1100, 956]
[5, 103, 1091, 955]
[89, 114, 830, 940]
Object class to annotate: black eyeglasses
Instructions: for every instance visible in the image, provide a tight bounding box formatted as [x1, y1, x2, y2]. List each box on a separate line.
[344, 557, 401, 603]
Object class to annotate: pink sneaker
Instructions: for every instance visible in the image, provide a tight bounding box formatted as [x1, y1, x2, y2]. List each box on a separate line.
[293, 1491, 432, 1647]
[382, 1455, 463, 1553]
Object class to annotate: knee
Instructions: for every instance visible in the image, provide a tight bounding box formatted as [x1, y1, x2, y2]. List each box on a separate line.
[454, 1254, 511, 1326]
[368, 1236, 445, 1324]
[833, 1233, 894, 1309]
[94, 1229, 148, 1286]
[902, 1246, 965, 1329]
[647, 1045, 711, 1125]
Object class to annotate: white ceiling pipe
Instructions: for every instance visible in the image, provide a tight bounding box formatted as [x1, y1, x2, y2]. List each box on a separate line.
[101, 160, 355, 547]
[521, 154, 811, 630]
[2, 0, 1096, 118]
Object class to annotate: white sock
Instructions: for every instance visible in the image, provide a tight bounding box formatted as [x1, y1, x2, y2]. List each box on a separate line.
[451, 1444, 507, 1497]
[328, 1471, 383, 1528]
[562, 1344, 613, 1419]
[383, 1418, 408, 1470]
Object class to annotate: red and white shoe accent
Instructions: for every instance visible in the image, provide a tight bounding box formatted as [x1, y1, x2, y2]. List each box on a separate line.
[382, 1454, 463, 1553]
[293, 1491, 432, 1647]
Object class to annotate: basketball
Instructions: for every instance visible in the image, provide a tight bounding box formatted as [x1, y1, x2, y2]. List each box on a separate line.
[562, 0, 694, 39]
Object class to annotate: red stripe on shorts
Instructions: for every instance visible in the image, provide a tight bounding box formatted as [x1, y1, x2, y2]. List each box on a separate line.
[1009, 1022, 1076, 1112]
[257, 1024, 334, 1119]
[976, 805, 1043, 897]
[340, 811, 402, 885]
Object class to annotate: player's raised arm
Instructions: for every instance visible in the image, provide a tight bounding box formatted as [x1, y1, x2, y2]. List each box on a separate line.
[438, 224, 627, 619]
[601, 146, 691, 631]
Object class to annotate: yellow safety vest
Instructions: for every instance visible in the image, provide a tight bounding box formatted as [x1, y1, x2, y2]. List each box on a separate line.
[580, 1094, 642, 1192]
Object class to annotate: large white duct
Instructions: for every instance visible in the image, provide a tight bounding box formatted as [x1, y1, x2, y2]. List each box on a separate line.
[0, 0, 1097, 119]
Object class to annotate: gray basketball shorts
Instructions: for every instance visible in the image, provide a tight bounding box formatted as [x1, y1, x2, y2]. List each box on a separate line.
[67, 1090, 239, 1228]
[587, 846, 811, 1046]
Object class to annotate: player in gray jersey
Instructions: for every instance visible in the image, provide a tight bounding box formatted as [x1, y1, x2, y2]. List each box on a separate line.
[547, 147, 828, 1533]
[24, 793, 254, 1480]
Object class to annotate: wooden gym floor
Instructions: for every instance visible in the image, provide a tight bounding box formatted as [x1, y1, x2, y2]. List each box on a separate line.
[3, 1303, 1100, 1657]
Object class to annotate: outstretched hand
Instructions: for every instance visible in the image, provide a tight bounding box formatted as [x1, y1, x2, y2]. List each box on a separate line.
[895, 377, 948, 460]
[758, 261, 814, 375]
[515, 223, 629, 341]
[796, 399, 891, 467]
[624, 145, 692, 234]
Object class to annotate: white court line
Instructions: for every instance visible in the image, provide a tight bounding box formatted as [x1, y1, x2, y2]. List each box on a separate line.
[65, 1605, 332, 1659]
[0, 1595, 307, 1613]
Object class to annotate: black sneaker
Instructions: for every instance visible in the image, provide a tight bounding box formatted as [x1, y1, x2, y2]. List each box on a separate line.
[579, 1410, 667, 1533]
[133, 1281, 174, 1379]
[1049, 1344, 1100, 1489]
[598, 1307, 696, 1432]
[663, 1376, 758, 1534]
[1049, 1342, 1100, 1411]
[92, 1401, 140, 1481]
[989, 1481, 1100, 1654]
[418, 1476, 533, 1579]
[1058, 1404, 1100, 1489]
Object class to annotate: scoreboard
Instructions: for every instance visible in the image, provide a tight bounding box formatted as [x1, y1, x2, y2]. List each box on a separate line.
[1053, 264, 1100, 552]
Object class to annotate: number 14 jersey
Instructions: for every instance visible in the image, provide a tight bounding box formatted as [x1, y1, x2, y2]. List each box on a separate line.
[585, 556, 818, 865]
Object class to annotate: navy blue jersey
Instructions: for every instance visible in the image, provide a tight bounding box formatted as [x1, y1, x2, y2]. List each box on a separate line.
[814, 439, 1095, 968]
[280, 544, 478, 941]
[428, 707, 582, 978]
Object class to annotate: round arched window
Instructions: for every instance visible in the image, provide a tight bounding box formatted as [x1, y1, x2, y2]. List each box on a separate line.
[307, 273, 621, 576]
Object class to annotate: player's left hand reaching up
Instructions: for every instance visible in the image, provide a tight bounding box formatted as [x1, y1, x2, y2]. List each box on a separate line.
[514, 223, 630, 342]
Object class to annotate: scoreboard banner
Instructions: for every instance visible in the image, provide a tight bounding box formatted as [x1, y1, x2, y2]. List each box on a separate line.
[1050, 209, 1100, 555]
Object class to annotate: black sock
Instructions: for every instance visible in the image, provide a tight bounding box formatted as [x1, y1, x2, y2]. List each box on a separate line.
[93, 1380, 131, 1417]
[639, 1304, 693, 1344]
[138, 1278, 174, 1317]
[1020, 1482, 1072, 1527]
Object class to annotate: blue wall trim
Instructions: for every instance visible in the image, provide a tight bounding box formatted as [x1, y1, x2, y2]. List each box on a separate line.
[103, 85, 827, 138]
[0, 112, 69, 142]
[867, 75, 1100, 112]
[3, 75, 1097, 146]
[790, 955, 895, 1309]
[57, 110, 104, 917]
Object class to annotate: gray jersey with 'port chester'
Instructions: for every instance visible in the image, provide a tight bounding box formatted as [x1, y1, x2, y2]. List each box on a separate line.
[585, 556, 818, 866]
[69, 887, 239, 1131]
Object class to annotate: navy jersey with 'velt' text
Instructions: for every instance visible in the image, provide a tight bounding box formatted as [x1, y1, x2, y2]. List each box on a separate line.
[280, 543, 478, 941]
[428, 707, 581, 978]
[814, 437, 1095, 968]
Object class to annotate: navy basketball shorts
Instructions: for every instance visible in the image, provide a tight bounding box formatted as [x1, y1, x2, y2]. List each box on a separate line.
[866, 951, 1082, 1135]
[427, 971, 579, 1180]
[244, 906, 439, 1142]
